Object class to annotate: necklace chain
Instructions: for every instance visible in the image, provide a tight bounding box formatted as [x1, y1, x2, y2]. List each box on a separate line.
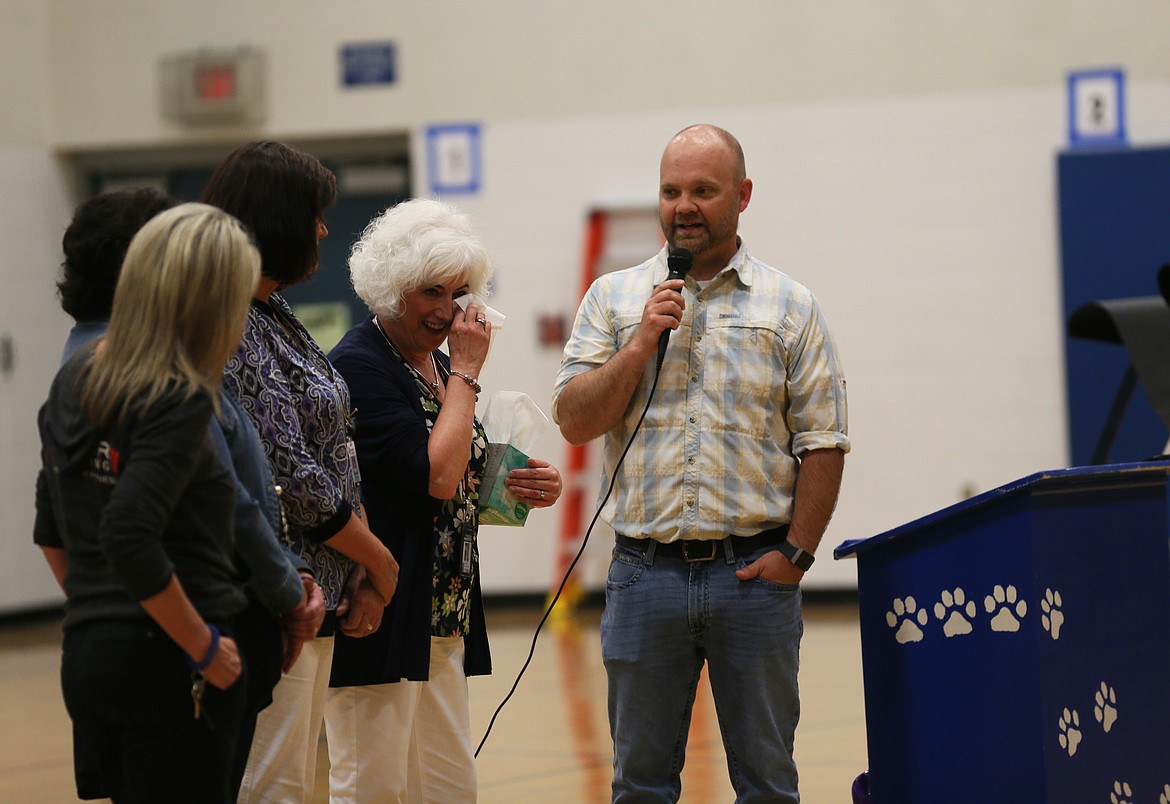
[372, 316, 443, 393]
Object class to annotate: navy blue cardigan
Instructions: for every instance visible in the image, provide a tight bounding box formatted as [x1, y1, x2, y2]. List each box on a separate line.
[327, 319, 491, 685]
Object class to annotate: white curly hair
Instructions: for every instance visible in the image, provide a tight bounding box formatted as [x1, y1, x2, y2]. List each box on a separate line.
[348, 197, 493, 320]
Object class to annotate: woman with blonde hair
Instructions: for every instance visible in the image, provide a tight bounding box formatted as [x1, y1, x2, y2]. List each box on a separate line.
[34, 203, 260, 803]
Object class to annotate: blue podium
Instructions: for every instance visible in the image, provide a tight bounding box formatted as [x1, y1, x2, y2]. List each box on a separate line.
[835, 462, 1170, 803]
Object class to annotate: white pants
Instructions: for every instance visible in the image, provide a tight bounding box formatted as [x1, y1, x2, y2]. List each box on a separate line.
[237, 636, 335, 804]
[326, 636, 476, 804]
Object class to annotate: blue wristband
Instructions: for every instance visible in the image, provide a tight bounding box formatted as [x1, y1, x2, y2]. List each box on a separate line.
[185, 624, 220, 672]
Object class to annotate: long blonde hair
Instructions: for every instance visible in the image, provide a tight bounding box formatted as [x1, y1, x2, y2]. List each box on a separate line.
[80, 203, 260, 425]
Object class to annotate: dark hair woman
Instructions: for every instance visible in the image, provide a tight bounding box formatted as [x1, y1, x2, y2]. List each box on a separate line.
[57, 187, 178, 362]
[202, 141, 399, 804]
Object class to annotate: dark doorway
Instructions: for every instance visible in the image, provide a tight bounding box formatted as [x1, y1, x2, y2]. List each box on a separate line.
[80, 135, 411, 351]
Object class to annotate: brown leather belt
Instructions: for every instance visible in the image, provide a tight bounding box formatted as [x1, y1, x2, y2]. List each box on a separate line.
[615, 525, 789, 563]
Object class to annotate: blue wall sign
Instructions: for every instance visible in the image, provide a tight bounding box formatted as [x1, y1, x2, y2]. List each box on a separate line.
[341, 42, 397, 87]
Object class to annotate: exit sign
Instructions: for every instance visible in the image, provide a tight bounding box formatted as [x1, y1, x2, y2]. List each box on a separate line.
[161, 47, 266, 126]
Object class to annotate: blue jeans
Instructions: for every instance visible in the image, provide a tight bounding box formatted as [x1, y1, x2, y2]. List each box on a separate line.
[601, 539, 803, 803]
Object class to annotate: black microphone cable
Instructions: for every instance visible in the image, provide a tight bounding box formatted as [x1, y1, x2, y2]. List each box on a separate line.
[474, 367, 662, 758]
[474, 253, 691, 758]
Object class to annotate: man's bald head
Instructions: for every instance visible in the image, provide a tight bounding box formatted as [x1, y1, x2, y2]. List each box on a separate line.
[666, 124, 746, 185]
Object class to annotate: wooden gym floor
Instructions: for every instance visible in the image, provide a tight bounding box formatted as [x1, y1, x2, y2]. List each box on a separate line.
[0, 597, 867, 803]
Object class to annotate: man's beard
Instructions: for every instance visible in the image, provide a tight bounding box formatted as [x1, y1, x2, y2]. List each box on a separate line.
[666, 220, 710, 254]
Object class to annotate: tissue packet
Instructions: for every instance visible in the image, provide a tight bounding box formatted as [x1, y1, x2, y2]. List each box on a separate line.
[476, 391, 550, 527]
[478, 443, 531, 526]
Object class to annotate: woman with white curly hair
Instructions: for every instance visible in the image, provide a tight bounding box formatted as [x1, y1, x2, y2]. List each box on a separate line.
[327, 197, 561, 802]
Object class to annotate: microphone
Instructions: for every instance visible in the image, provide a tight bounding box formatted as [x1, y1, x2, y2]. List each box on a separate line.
[656, 247, 693, 370]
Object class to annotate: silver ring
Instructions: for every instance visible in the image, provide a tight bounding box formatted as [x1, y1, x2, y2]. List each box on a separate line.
[476, 316, 487, 325]
[539, 490, 546, 500]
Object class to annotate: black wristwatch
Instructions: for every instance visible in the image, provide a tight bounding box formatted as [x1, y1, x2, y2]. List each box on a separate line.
[777, 539, 815, 572]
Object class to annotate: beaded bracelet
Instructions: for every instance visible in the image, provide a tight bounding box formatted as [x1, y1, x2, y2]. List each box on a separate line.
[185, 623, 221, 672]
[449, 370, 481, 394]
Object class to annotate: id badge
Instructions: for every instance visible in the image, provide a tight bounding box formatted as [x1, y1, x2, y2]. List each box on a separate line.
[459, 518, 476, 579]
[345, 437, 362, 484]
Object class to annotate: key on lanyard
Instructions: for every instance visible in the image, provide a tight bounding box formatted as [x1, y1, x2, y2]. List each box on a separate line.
[191, 672, 206, 721]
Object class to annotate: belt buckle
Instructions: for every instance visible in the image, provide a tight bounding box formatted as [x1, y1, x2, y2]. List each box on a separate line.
[681, 540, 718, 562]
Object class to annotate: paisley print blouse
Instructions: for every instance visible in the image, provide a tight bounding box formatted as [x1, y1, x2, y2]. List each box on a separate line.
[224, 294, 360, 609]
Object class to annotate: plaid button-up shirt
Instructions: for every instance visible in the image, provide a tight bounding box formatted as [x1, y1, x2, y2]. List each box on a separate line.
[553, 244, 849, 542]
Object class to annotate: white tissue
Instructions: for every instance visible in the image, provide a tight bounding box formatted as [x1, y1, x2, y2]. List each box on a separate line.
[481, 391, 550, 453]
[455, 293, 506, 330]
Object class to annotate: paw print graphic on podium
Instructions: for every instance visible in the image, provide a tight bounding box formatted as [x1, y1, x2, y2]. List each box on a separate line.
[1110, 780, 1133, 804]
[1040, 587, 1064, 640]
[1159, 782, 1170, 804]
[886, 596, 928, 644]
[984, 584, 1027, 632]
[1094, 682, 1118, 733]
[933, 587, 976, 637]
[1057, 707, 1081, 757]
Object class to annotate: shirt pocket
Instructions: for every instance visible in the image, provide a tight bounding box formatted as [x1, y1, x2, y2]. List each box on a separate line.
[703, 316, 788, 442]
[613, 311, 643, 350]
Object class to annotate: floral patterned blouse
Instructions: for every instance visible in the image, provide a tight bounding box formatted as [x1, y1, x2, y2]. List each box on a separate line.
[404, 361, 488, 637]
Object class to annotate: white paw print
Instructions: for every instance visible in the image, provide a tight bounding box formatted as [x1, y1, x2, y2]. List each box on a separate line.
[1110, 780, 1133, 804]
[1094, 682, 1118, 733]
[1040, 587, 1064, 640]
[984, 584, 1028, 632]
[934, 587, 977, 637]
[886, 596, 928, 644]
[1159, 782, 1170, 804]
[1058, 708, 1081, 757]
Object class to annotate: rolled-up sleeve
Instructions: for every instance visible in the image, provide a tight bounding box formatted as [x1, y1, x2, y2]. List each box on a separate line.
[552, 280, 618, 424]
[785, 294, 850, 457]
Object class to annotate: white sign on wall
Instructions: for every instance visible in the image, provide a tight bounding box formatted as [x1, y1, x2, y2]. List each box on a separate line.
[1067, 68, 1126, 147]
[426, 123, 482, 195]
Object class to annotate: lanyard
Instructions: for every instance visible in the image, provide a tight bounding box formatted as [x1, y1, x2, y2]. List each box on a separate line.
[459, 483, 476, 580]
[374, 316, 477, 579]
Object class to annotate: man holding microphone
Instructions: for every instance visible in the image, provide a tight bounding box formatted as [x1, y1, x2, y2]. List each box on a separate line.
[554, 124, 849, 802]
